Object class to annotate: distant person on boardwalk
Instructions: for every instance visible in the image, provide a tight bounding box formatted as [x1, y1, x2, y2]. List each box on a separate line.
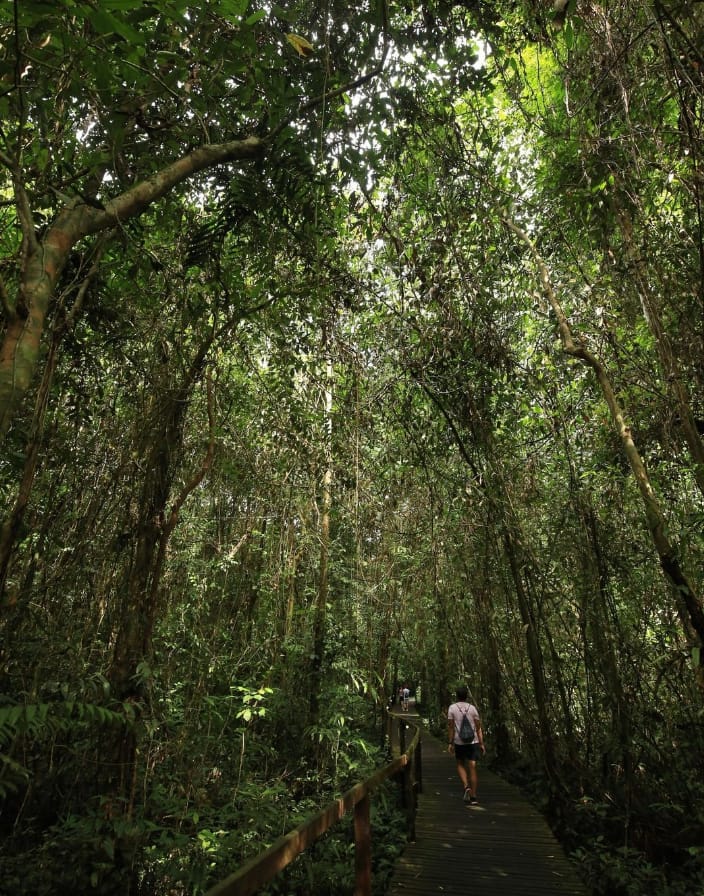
[447, 685, 485, 805]
[402, 685, 410, 711]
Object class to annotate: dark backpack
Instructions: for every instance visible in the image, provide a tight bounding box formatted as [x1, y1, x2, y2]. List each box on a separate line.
[459, 707, 475, 743]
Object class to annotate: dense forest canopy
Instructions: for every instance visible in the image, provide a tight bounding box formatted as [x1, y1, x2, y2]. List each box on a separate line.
[1, 1, 703, 894]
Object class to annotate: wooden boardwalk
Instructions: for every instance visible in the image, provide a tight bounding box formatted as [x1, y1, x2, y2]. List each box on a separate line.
[388, 708, 591, 895]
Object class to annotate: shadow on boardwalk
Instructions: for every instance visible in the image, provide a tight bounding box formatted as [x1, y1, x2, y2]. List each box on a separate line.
[388, 706, 591, 895]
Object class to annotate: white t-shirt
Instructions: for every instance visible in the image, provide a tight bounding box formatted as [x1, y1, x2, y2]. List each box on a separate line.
[447, 701, 480, 745]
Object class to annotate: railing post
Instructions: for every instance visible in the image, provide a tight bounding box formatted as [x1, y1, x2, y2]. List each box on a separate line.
[402, 757, 415, 841]
[398, 718, 406, 755]
[353, 793, 372, 896]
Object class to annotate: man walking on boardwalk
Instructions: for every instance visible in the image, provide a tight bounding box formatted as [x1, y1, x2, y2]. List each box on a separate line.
[447, 685, 485, 805]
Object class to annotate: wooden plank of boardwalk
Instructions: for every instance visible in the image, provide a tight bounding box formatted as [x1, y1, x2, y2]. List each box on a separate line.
[388, 709, 591, 896]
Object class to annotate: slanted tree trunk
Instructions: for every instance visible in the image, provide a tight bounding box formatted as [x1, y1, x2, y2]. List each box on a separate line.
[614, 202, 704, 498]
[0, 239, 109, 607]
[504, 217, 704, 652]
[553, 387, 634, 788]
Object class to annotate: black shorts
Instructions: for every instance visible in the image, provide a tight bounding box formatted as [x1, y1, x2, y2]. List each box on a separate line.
[454, 742, 481, 762]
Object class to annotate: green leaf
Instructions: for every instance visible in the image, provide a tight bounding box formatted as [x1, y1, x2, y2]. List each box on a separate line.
[85, 6, 142, 43]
[246, 10, 268, 26]
[563, 19, 574, 50]
[85, 7, 125, 36]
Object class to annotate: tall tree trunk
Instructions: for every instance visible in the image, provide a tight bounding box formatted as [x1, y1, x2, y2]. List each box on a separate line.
[106, 345, 214, 817]
[309, 329, 334, 724]
[282, 515, 300, 640]
[109, 343, 213, 701]
[579, 494, 634, 789]
[475, 565, 513, 761]
[500, 520, 560, 787]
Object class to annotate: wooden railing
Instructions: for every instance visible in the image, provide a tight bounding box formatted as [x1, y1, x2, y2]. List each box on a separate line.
[205, 712, 422, 896]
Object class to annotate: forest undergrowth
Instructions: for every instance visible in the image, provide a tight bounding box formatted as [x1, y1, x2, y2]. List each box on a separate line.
[0, 682, 407, 896]
[494, 722, 704, 896]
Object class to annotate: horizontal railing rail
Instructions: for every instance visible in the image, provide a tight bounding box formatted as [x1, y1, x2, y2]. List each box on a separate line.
[205, 711, 421, 896]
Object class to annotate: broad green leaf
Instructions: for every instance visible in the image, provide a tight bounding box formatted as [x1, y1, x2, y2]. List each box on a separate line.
[245, 9, 267, 26]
